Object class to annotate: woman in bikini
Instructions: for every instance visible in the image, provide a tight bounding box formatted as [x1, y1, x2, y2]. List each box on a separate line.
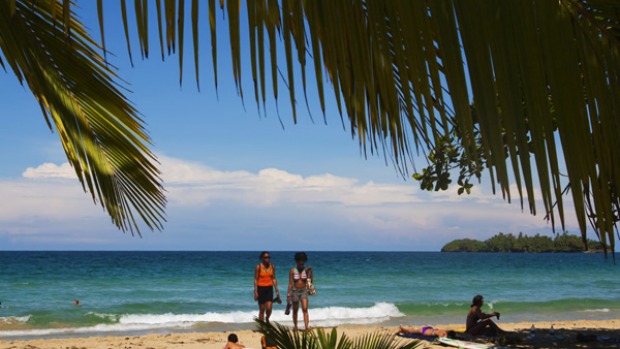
[287, 252, 313, 331]
[399, 325, 455, 338]
[254, 251, 281, 322]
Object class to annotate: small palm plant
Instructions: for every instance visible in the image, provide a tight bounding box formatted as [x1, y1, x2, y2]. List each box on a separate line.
[255, 319, 422, 349]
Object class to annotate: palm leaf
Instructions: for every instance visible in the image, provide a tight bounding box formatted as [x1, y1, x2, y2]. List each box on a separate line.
[314, 327, 351, 349]
[352, 331, 422, 349]
[254, 319, 422, 349]
[0, 1, 166, 235]
[254, 319, 318, 349]
[123, 0, 620, 251]
[5, 0, 620, 252]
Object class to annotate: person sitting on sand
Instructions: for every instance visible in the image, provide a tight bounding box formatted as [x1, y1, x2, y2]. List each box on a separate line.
[261, 335, 277, 349]
[466, 294, 506, 336]
[399, 325, 456, 338]
[223, 333, 245, 349]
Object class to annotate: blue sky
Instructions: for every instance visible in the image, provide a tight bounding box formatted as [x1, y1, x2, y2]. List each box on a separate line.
[0, 2, 580, 251]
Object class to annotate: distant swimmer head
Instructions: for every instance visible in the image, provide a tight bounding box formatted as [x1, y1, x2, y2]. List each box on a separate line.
[73, 299, 80, 306]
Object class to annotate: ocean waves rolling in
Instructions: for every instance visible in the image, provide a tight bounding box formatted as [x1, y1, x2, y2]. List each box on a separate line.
[0, 303, 403, 338]
[1, 251, 619, 339]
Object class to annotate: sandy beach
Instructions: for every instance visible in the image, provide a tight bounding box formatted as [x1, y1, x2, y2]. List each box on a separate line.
[1, 319, 618, 349]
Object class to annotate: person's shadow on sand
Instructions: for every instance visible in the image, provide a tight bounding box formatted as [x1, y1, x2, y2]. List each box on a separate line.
[514, 327, 620, 349]
[399, 327, 620, 349]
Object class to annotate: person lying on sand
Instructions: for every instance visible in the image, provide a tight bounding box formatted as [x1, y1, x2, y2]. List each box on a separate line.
[398, 325, 456, 338]
[223, 333, 245, 349]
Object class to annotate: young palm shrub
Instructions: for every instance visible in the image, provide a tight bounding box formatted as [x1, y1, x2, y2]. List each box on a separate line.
[254, 319, 422, 349]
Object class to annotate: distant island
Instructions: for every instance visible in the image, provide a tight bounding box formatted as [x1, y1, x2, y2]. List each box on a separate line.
[441, 232, 603, 253]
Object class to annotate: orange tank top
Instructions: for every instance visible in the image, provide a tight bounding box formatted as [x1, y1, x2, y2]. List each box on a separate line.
[257, 264, 274, 287]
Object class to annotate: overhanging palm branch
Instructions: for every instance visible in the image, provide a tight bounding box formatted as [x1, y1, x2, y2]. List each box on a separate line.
[4, 1, 620, 252]
[0, 1, 166, 235]
[254, 319, 422, 349]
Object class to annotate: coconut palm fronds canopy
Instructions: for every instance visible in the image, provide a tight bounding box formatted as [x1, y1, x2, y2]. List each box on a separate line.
[2, 0, 619, 252]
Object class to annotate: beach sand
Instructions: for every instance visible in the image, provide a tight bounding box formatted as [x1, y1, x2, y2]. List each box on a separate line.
[0, 319, 618, 349]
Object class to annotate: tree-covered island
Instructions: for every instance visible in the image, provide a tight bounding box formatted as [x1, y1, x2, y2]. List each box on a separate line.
[441, 232, 603, 253]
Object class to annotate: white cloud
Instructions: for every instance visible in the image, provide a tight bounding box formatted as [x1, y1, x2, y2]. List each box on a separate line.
[155, 155, 580, 242]
[0, 180, 99, 222]
[159, 156, 422, 208]
[0, 156, 582, 250]
[22, 162, 75, 179]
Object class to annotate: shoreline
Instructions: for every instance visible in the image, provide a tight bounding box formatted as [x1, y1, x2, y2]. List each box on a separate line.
[1, 319, 618, 349]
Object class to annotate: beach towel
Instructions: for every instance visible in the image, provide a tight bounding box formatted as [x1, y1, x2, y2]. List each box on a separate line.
[396, 332, 437, 341]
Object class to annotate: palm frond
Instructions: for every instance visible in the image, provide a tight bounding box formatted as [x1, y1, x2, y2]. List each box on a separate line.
[351, 330, 422, 349]
[6, 0, 620, 252]
[254, 319, 422, 349]
[96, 0, 618, 251]
[1, 1, 166, 235]
[255, 319, 318, 349]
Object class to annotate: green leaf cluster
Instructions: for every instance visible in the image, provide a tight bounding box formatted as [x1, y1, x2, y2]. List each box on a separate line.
[254, 319, 422, 349]
[413, 113, 484, 195]
[441, 232, 602, 253]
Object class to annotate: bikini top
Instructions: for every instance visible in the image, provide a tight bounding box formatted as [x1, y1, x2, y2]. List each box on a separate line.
[293, 267, 308, 281]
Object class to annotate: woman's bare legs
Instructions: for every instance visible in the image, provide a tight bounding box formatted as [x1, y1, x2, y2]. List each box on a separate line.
[470, 319, 505, 336]
[399, 325, 421, 334]
[301, 298, 309, 330]
[264, 300, 273, 322]
[258, 302, 266, 321]
[292, 301, 299, 331]
[398, 326, 449, 337]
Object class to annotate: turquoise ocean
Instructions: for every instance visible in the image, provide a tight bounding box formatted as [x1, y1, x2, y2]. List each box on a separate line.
[1, 251, 619, 340]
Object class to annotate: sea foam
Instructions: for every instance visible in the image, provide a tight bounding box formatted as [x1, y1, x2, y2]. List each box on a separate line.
[0, 302, 404, 339]
[118, 302, 403, 326]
